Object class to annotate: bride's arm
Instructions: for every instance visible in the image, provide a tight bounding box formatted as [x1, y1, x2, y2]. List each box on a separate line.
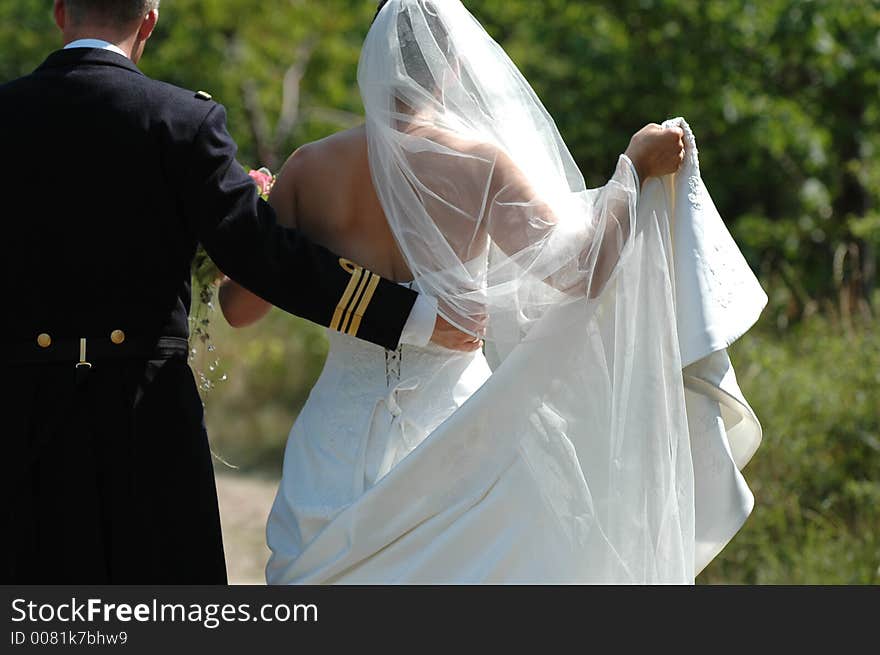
[485, 149, 635, 299]
[487, 124, 683, 299]
[217, 277, 272, 328]
[218, 156, 299, 328]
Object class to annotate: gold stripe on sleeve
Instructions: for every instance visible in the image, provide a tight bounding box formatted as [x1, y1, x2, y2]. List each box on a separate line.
[346, 273, 381, 338]
[330, 260, 364, 332]
[339, 269, 372, 335]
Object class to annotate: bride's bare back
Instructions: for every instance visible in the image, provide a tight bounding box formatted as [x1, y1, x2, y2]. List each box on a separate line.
[271, 125, 412, 283]
[219, 122, 521, 327]
[219, 125, 413, 326]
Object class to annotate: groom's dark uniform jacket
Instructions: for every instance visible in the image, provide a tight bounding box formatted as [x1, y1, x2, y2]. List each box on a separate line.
[0, 48, 419, 583]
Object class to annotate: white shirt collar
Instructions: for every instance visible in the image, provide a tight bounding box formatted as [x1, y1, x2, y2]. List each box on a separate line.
[64, 39, 129, 59]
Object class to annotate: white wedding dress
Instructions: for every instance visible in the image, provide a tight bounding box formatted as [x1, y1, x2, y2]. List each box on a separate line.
[265, 0, 766, 584]
[265, 310, 493, 575]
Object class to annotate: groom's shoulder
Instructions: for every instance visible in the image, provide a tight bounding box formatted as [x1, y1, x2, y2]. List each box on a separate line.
[142, 75, 220, 120]
[0, 71, 34, 97]
[0, 74, 39, 118]
[133, 75, 231, 146]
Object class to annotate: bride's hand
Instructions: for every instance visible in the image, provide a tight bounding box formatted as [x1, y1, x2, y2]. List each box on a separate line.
[624, 124, 686, 183]
[431, 315, 485, 352]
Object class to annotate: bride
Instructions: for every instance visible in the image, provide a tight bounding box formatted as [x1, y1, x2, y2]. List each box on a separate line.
[220, 0, 765, 583]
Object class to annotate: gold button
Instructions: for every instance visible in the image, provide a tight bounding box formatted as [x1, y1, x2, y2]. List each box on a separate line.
[37, 333, 52, 348]
[110, 329, 126, 345]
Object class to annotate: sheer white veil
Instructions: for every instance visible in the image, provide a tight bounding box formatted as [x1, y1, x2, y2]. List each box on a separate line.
[360, 0, 639, 348]
[352, 0, 697, 582]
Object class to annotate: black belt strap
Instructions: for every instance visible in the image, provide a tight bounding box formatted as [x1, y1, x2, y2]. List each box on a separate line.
[8, 336, 190, 366]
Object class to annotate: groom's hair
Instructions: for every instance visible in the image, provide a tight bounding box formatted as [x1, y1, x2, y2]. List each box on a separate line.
[67, 0, 160, 25]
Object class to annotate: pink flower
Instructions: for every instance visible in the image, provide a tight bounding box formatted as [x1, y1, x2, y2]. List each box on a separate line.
[248, 168, 274, 196]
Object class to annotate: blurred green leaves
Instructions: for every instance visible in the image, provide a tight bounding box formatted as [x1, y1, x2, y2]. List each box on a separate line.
[700, 317, 880, 584]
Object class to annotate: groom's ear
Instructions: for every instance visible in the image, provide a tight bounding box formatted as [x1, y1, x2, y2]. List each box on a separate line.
[137, 8, 159, 43]
[53, 0, 66, 31]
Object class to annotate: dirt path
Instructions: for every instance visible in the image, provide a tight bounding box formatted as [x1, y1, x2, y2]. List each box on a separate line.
[215, 472, 280, 585]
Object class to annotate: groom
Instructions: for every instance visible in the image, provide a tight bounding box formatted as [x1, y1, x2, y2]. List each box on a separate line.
[0, 0, 477, 584]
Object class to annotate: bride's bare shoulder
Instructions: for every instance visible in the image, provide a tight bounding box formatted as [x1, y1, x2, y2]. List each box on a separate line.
[279, 125, 366, 184]
[271, 126, 367, 224]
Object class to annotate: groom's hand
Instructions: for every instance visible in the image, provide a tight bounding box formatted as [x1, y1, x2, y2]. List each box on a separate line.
[431, 315, 485, 352]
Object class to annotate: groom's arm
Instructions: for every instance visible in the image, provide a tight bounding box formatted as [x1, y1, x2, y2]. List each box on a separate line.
[181, 103, 429, 350]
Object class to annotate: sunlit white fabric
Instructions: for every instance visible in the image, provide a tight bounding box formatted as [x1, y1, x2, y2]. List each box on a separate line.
[657, 117, 767, 572]
[265, 0, 764, 584]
